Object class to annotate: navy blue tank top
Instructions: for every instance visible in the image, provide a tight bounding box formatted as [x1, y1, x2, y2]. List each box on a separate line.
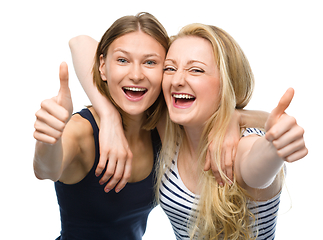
[54, 108, 161, 240]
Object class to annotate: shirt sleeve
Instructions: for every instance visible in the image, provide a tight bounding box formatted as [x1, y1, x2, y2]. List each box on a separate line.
[241, 128, 265, 138]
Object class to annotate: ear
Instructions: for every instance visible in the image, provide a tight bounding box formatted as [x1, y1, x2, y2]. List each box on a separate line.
[99, 54, 108, 81]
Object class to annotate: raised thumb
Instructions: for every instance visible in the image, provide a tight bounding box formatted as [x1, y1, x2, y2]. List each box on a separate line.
[58, 62, 70, 98]
[57, 62, 73, 117]
[265, 88, 294, 132]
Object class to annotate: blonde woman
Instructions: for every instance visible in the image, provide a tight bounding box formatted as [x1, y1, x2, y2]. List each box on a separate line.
[157, 24, 307, 239]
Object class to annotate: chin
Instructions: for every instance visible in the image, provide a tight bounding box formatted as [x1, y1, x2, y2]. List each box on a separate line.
[169, 114, 189, 126]
[169, 113, 206, 129]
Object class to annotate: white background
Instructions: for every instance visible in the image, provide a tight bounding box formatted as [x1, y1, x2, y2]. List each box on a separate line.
[1, 0, 322, 239]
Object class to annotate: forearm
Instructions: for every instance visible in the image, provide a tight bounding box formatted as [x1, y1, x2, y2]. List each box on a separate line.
[238, 109, 269, 129]
[80, 76, 119, 119]
[69, 35, 119, 119]
[240, 137, 284, 189]
[33, 139, 64, 181]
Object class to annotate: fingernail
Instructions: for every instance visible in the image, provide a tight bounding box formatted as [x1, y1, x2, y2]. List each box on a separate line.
[115, 188, 120, 193]
[105, 188, 110, 193]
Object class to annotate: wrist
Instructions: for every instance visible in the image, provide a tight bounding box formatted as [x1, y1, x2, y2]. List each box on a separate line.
[97, 106, 121, 120]
[100, 112, 122, 121]
[235, 109, 243, 127]
[99, 112, 123, 129]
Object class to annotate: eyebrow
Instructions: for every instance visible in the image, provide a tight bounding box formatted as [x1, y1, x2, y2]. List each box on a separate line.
[187, 60, 207, 66]
[164, 59, 207, 66]
[113, 48, 162, 58]
[144, 53, 162, 58]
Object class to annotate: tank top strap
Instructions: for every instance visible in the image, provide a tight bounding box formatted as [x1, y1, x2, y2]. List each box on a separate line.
[74, 108, 100, 167]
[76, 108, 99, 136]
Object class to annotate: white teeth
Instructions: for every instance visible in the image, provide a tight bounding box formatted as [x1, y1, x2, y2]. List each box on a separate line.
[173, 94, 195, 99]
[123, 87, 146, 92]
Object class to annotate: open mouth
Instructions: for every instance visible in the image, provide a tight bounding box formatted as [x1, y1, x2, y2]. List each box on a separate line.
[123, 87, 147, 99]
[172, 93, 196, 108]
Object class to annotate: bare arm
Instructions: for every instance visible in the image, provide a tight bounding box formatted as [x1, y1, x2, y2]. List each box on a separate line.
[236, 135, 284, 191]
[205, 109, 269, 186]
[69, 35, 115, 118]
[33, 63, 75, 181]
[235, 88, 307, 198]
[34, 139, 65, 181]
[34, 120, 83, 182]
[238, 109, 269, 130]
[69, 36, 132, 193]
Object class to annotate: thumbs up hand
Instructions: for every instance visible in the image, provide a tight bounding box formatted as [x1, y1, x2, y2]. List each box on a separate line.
[34, 62, 73, 145]
[265, 88, 308, 162]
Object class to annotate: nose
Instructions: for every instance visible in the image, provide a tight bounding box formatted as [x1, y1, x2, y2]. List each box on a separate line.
[172, 70, 185, 88]
[129, 63, 144, 83]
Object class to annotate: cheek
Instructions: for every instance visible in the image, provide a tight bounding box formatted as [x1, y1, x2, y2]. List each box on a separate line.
[162, 75, 172, 98]
[106, 75, 118, 93]
[205, 83, 220, 99]
[107, 61, 129, 80]
[150, 83, 162, 102]
[162, 72, 171, 90]
[150, 66, 163, 82]
[149, 74, 163, 96]
[105, 71, 122, 101]
[200, 79, 221, 110]
[105, 64, 119, 84]
[152, 73, 163, 88]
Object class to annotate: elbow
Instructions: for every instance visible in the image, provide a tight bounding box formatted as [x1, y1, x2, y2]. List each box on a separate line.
[33, 159, 44, 180]
[33, 163, 60, 182]
[34, 170, 45, 180]
[239, 160, 276, 189]
[69, 35, 90, 50]
[69, 35, 81, 50]
[243, 175, 275, 189]
[240, 159, 281, 189]
[34, 170, 60, 182]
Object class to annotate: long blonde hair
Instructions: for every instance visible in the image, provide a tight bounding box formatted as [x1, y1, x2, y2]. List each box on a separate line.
[92, 12, 169, 130]
[156, 23, 256, 239]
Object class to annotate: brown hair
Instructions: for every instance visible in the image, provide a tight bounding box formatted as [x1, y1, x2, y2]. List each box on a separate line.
[92, 12, 169, 130]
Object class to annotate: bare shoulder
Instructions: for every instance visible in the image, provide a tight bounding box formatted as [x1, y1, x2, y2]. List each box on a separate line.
[65, 113, 93, 140]
[58, 111, 95, 184]
[67, 110, 98, 153]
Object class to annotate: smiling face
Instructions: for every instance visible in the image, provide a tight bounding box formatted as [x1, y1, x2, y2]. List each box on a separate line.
[163, 36, 221, 128]
[99, 31, 166, 117]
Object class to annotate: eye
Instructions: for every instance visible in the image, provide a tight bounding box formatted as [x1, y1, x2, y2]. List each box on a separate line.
[117, 58, 128, 64]
[146, 60, 157, 65]
[163, 66, 176, 72]
[190, 68, 204, 73]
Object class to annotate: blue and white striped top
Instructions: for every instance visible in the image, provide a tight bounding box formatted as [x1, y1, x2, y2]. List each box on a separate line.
[159, 128, 281, 240]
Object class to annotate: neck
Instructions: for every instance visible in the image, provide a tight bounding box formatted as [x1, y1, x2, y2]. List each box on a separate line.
[123, 112, 147, 141]
[177, 125, 205, 194]
[182, 125, 204, 163]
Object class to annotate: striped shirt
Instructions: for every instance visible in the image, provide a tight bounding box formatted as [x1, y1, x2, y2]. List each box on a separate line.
[159, 128, 280, 240]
